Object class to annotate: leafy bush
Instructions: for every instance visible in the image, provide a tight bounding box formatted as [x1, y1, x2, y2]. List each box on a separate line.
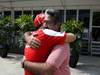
[61, 19, 84, 34]
[61, 19, 84, 50]
[15, 15, 36, 50]
[15, 14, 36, 32]
[0, 16, 19, 44]
[0, 15, 36, 54]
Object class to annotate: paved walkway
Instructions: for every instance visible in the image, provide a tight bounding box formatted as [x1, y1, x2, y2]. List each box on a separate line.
[0, 53, 100, 75]
[71, 55, 100, 75]
[0, 53, 23, 75]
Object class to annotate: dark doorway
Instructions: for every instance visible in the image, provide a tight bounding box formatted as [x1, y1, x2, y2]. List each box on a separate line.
[92, 12, 100, 41]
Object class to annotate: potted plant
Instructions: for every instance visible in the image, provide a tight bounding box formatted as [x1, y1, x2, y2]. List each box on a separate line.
[15, 14, 36, 54]
[61, 19, 84, 68]
[0, 16, 18, 58]
[16, 14, 36, 32]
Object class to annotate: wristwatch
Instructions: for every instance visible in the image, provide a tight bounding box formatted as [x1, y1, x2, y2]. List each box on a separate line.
[21, 60, 25, 68]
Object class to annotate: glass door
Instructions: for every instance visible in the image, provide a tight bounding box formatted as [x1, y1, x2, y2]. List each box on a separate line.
[91, 11, 100, 55]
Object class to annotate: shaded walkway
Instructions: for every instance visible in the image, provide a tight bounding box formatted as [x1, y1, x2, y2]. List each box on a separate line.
[71, 55, 100, 75]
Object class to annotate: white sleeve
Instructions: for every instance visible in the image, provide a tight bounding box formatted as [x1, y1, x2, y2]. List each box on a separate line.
[43, 29, 65, 36]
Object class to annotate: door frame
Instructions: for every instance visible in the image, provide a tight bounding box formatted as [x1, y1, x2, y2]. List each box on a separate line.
[89, 10, 100, 55]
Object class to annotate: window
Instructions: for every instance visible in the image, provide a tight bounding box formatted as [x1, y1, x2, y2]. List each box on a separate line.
[14, 11, 22, 18]
[33, 10, 42, 18]
[23, 11, 31, 15]
[4, 11, 11, 16]
[79, 10, 90, 28]
[93, 12, 100, 26]
[0, 12, 2, 19]
[59, 10, 64, 23]
[92, 12, 100, 41]
[66, 10, 76, 21]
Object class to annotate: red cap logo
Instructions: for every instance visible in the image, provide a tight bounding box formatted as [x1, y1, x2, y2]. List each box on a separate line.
[34, 13, 45, 27]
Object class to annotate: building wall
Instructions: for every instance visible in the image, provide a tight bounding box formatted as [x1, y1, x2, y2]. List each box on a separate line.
[64, 0, 100, 9]
[0, 0, 100, 10]
[0, 0, 100, 55]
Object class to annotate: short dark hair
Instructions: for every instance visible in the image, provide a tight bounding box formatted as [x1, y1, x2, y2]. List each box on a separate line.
[45, 9, 60, 22]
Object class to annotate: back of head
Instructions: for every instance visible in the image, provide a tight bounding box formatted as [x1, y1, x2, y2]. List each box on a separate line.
[45, 9, 60, 22]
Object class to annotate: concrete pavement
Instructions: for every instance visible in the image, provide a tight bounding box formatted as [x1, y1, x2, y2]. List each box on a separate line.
[0, 53, 100, 75]
[71, 55, 100, 75]
[0, 53, 23, 75]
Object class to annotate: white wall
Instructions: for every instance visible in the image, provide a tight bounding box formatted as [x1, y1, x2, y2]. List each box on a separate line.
[0, 0, 100, 10]
[64, 0, 100, 9]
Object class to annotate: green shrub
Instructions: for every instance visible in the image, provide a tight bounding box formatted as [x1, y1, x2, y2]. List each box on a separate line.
[15, 14, 36, 32]
[61, 19, 84, 47]
[0, 16, 19, 44]
[61, 19, 84, 34]
[61, 19, 84, 52]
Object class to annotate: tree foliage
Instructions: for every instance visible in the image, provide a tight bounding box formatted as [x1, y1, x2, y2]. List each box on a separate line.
[61, 19, 84, 34]
[61, 19, 84, 52]
[15, 14, 36, 32]
[0, 16, 18, 44]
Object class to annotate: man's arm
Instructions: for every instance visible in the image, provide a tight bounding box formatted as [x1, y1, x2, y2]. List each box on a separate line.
[65, 33, 76, 43]
[23, 60, 57, 75]
[24, 32, 75, 49]
[23, 32, 40, 48]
